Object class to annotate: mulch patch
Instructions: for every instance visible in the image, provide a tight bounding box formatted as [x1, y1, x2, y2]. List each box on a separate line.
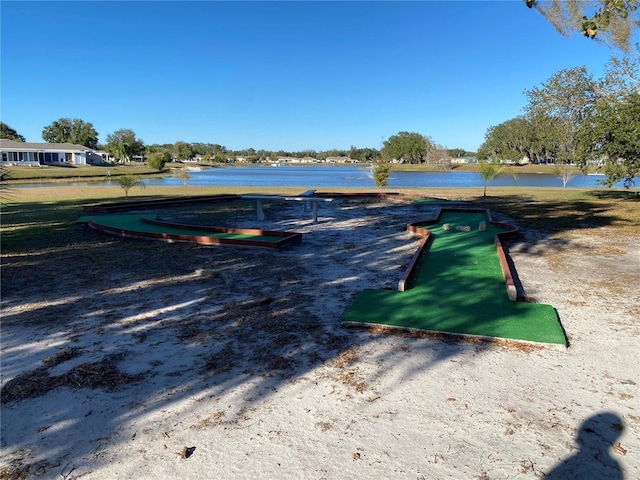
[1, 352, 142, 404]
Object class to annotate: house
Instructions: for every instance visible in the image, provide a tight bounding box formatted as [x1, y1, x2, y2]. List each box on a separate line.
[325, 156, 353, 164]
[0, 139, 110, 166]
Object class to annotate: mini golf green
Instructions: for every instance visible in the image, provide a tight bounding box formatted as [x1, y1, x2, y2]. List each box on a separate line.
[342, 210, 568, 345]
[77, 214, 302, 248]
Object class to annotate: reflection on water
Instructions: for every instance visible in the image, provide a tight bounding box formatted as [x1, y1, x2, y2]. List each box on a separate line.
[15, 165, 633, 189]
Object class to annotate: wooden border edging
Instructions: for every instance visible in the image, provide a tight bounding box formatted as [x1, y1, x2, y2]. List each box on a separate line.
[87, 217, 302, 249]
[83, 194, 241, 213]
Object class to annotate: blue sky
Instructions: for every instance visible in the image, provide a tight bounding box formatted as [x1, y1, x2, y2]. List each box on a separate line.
[0, 1, 626, 152]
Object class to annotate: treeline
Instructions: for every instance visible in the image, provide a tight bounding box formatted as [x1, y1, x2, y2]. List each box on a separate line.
[477, 44, 639, 188]
[0, 119, 473, 170]
[145, 143, 380, 163]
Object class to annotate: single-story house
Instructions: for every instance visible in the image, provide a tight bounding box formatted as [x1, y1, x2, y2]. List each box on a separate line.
[0, 139, 110, 166]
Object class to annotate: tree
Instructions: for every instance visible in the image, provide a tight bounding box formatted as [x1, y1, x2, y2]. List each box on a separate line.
[477, 117, 535, 163]
[381, 131, 433, 164]
[553, 164, 577, 187]
[105, 129, 144, 163]
[577, 92, 640, 188]
[601, 42, 640, 99]
[524, 67, 601, 127]
[523, 67, 603, 164]
[42, 118, 99, 149]
[372, 163, 392, 187]
[173, 141, 194, 161]
[425, 145, 452, 170]
[349, 146, 380, 162]
[477, 161, 514, 197]
[177, 168, 190, 186]
[0, 122, 26, 142]
[146, 151, 171, 171]
[525, 0, 639, 51]
[449, 148, 466, 158]
[529, 113, 576, 163]
[116, 174, 145, 198]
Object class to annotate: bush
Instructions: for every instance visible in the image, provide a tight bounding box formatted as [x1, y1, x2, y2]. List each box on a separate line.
[146, 151, 171, 171]
[372, 163, 392, 188]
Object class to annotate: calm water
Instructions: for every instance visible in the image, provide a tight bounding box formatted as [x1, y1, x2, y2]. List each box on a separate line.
[17, 165, 633, 189]
[143, 165, 626, 189]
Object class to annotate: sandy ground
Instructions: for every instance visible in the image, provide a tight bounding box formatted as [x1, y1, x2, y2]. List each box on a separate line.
[1, 197, 638, 479]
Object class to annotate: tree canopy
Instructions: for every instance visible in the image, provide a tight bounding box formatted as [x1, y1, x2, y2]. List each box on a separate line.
[173, 141, 194, 161]
[105, 129, 145, 163]
[524, 67, 601, 127]
[477, 117, 536, 163]
[577, 92, 640, 187]
[0, 122, 25, 142]
[480, 51, 639, 186]
[525, 0, 640, 51]
[41, 118, 99, 149]
[146, 151, 171, 171]
[349, 146, 380, 162]
[381, 131, 433, 164]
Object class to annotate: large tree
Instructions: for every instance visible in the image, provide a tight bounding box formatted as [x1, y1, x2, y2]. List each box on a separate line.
[523, 67, 604, 164]
[173, 141, 194, 161]
[524, 67, 601, 126]
[601, 42, 640, 99]
[477, 117, 536, 163]
[577, 92, 640, 187]
[478, 114, 577, 165]
[381, 131, 433, 164]
[0, 122, 25, 142]
[42, 118, 99, 149]
[105, 129, 144, 163]
[525, 0, 639, 51]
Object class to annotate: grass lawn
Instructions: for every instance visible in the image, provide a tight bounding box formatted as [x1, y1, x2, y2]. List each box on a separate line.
[2, 185, 639, 253]
[3, 163, 160, 181]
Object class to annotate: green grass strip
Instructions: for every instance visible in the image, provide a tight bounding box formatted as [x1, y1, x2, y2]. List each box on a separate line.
[393, 196, 468, 205]
[342, 211, 567, 345]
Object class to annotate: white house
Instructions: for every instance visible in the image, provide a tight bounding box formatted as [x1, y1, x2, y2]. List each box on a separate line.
[0, 139, 109, 166]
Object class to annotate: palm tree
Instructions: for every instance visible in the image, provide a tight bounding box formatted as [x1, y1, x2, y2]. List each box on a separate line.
[478, 160, 515, 197]
[116, 174, 145, 198]
[112, 141, 132, 164]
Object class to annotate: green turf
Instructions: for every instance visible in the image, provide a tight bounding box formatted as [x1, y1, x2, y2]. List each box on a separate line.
[77, 214, 287, 243]
[342, 211, 567, 345]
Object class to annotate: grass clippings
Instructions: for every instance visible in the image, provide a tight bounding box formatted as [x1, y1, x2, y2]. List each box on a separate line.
[1, 353, 141, 404]
[0, 455, 51, 480]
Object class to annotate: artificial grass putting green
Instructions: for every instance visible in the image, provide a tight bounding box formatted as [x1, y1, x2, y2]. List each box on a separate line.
[342, 211, 567, 345]
[77, 214, 289, 243]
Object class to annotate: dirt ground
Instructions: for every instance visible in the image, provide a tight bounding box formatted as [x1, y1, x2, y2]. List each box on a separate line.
[1, 197, 638, 479]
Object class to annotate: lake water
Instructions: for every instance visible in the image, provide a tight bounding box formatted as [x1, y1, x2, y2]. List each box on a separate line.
[18, 165, 633, 189]
[143, 165, 625, 189]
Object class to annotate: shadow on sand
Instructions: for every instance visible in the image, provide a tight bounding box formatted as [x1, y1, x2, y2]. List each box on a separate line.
[545, 412, 625, 479]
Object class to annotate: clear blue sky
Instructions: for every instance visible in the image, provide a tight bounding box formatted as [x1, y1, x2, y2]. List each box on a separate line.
[0, 1, 625, 152]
